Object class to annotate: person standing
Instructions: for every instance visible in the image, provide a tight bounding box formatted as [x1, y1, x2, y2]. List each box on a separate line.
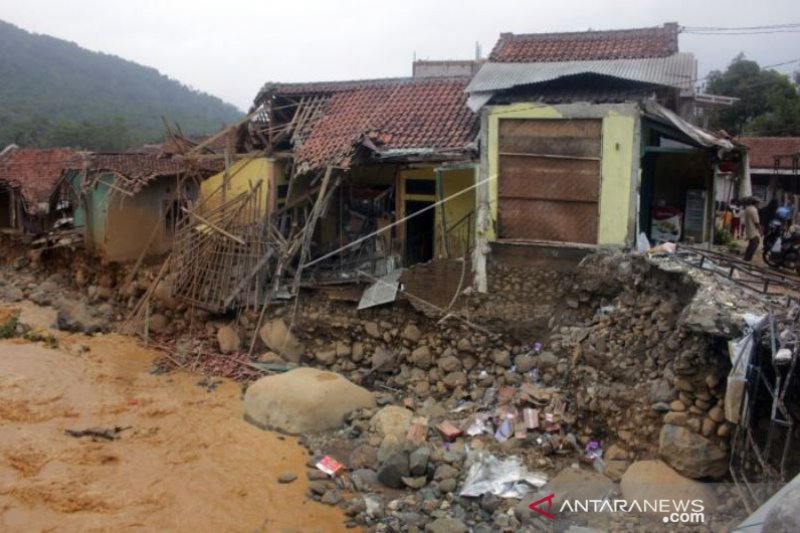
[743, 197, 761, 262]
[731, 201, 743, 239]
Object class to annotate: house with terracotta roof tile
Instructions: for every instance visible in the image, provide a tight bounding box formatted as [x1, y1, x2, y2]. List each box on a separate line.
[466, 23, 747, 289]
[0, 146, 82, 238]
[738, 137, 800, 211]
[246, 76, 479, 279]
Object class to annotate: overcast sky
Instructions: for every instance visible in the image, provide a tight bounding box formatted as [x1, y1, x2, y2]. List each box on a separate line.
[2, 0, 799, 111]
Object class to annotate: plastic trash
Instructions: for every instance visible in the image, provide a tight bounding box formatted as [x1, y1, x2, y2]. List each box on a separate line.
[460, 451, 548, 498]
[584, 440, 602, 460]
[316, 456, 345, 476]
[775, 348, 793, 364]
[466, 415, 489, 437]
[494, 419, 513, 442]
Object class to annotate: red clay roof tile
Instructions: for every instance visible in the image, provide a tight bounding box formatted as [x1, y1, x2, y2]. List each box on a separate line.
[489, 23, 680, 63]
[739, 137, 800, 169]
[262, 77, 476, 171]
[84, 153, 223, 193]
[0, 148, 82, 209]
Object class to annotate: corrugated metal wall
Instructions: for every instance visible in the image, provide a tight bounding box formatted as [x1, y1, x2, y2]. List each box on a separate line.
[497, 119, 601, 243]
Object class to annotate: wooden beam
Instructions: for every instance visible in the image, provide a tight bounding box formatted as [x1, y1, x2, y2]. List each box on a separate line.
[181, 207, 245, 245]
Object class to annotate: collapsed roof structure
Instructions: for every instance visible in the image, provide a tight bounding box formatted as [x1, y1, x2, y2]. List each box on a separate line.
[249, 76, 478, 174]
[0, 146, 83, 235]
[167, 77, 480, 317]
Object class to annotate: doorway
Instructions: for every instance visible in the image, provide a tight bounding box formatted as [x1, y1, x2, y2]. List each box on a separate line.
[0, 189, 12, 229]
[405, 200, 434, 264]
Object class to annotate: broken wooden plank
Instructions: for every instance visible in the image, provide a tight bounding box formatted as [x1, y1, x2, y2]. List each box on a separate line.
[181, 207, 245, 245]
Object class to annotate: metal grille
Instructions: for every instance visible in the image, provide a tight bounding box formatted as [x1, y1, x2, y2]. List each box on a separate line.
[497, 118, 601, 244]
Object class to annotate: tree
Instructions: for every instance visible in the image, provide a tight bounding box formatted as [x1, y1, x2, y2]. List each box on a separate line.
[705, 54, 800, 136]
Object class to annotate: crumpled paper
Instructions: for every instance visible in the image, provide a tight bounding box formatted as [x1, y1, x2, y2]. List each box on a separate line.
[459, 451, 547, 499]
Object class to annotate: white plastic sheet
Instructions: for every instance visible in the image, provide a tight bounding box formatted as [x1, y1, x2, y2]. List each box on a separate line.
[459, 451, 547, 499]
[725, 313, 768, 424]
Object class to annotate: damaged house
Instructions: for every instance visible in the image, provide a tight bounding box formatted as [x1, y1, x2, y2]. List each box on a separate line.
[251, 77, 479, 267]
[0, 146, 82, 238]
[66, 153, 221, 263]
[171, 77, 478, 313]
[466, 23, 748, 288]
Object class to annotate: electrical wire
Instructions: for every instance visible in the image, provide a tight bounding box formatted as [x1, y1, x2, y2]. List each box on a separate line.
[684, 30, 800, 35]
[682, 23, 800, 31]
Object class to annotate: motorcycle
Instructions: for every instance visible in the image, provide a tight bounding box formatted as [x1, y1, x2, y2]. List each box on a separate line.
[762, 219, 800, 274]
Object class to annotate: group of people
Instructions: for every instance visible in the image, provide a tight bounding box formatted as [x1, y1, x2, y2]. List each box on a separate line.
[719, 197, 763, 262]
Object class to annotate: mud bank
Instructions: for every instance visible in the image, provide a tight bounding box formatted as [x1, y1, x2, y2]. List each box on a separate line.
[0, 333, 350, 532]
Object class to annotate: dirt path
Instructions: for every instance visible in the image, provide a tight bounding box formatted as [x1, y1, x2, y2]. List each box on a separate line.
[0, 332, 349, 532]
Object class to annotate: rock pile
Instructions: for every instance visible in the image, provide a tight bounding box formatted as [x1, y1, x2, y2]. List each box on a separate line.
[1, 246, 766, 531]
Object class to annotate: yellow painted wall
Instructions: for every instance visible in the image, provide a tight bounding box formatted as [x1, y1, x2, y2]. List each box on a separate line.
[200, 157, 271, 215]
[484, 103, 637, 246]
[598, 114, 636, 245]
[397, 166, 475, 258]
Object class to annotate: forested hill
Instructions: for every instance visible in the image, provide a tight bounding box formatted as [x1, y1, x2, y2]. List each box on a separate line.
[0, 19, 243, 151]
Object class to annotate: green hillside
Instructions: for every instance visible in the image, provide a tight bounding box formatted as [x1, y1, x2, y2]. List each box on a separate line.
[0, 19, 243, 151]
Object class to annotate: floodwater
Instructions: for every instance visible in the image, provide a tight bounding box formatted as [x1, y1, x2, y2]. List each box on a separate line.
[0, 330, 350, 532]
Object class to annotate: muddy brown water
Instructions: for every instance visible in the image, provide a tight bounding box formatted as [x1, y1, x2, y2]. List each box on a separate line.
[0, 330, 350, 532]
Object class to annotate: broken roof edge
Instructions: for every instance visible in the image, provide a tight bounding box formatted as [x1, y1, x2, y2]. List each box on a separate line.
[253, 75, 473, 105]
[642, 100, 734, 151]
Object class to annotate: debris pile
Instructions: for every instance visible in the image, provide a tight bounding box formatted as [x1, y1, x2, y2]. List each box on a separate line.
[0, 246, 791, 531]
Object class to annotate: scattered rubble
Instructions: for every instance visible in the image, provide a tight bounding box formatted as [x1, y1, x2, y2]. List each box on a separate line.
[1, 244, 796, 531]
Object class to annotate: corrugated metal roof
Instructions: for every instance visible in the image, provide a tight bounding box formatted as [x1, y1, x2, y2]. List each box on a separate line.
[466, 53, 696, 110]
[643, 101, 734, 151]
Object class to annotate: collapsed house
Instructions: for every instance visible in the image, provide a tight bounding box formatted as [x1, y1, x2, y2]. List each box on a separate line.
[171, 77, 479, 313]
[0, 146, 82, 239]
[465, 23, 749, 289]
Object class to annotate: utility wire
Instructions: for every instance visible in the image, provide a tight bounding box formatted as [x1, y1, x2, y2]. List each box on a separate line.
[691, 58, 800, 85]
[684, 30, 800, 35]
[682, 23, 800, 31]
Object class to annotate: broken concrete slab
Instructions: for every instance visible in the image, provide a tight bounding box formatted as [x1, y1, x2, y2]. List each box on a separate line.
[243, 367, 375, 434]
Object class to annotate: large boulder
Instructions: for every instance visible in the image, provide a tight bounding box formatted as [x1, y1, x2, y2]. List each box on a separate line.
[243, 367, 375, 434]
[659, 424, 727, 479]
[259, 318, 305, 362]
[621, 460, 717, 512]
